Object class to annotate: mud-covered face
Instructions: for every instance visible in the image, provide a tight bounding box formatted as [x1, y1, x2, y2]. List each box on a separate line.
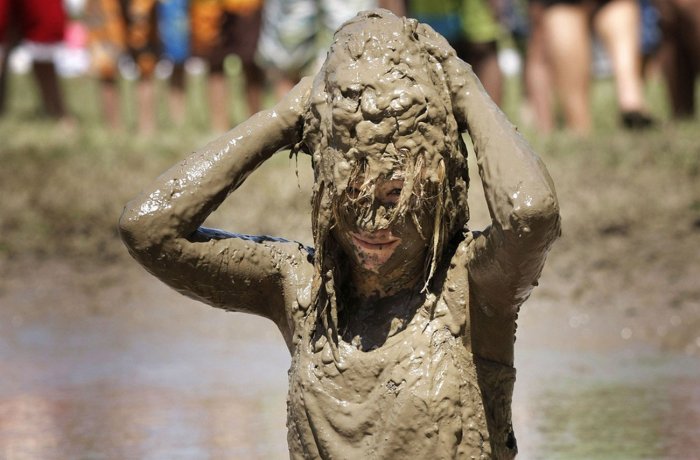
[331, 173, 434, 275]
[300, 11, 471, 295]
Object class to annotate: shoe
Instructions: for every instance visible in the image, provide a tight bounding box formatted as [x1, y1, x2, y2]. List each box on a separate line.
[621, 111, 655, 130]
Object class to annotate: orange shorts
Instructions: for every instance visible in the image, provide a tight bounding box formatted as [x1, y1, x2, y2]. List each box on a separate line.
[84, 0, 158, 79]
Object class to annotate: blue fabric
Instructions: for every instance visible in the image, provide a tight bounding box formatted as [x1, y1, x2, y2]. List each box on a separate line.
[639, 0, 661, 56]
[413, 13, 462, 42]
[157, 0, 190, 63]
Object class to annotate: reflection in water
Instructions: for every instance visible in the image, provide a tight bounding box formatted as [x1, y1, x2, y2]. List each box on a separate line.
[0, 381, 285, 459]
[513, 348, 700, 459]
[535, 381, 684, 457]
[0, 394, 61, 459]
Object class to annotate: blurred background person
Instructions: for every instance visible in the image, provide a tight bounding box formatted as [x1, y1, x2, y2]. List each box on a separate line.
[522, 0, 555, 134]
[406, 0, 505, 106]
[120, 0, 159, 134]
[654, 0, 700, 119]
[85, 0, 159, 133]
[84, 0, 127, 129]
[190, 0, 264, 132]
[535, 0, 654, 135]
[255, 0, 381, 102]
[155, 0, 190, 127]
[0, 0, 70, 120]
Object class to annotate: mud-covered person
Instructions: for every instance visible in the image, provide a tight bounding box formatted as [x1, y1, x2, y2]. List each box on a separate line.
[120, 9, 560, 459]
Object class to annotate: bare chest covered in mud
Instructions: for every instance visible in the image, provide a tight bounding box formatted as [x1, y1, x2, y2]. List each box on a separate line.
[286, 306, 493, 459]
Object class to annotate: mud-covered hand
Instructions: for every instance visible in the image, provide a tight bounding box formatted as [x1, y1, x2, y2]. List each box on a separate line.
[414, 23, 498, 133]
[270, 76, 313, 145]
[438, 50, 502, 135]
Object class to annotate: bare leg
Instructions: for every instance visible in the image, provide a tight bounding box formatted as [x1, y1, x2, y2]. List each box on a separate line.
[467, 41, 504, 107]
[100, 79, 121, 129]
[656, 0, 700, 118]
[137, 78, 155, 134]
[0, 46, 10, 114]
[658, 30, 694, 117]
[524, 1, 554, 134]
[169, 84, 187, 126]
[208, 72, 229, 132]
[169, 64, 187, 126]
[543, 3, 592, 134]
[594, 0, 647, 113]
[243, 63, 264, 115]
[32, 61, 68, 119]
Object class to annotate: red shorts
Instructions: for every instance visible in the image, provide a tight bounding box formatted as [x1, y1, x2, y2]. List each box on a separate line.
[0, 0, 66, 44]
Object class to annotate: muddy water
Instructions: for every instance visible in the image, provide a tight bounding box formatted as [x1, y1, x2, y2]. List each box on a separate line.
[513, 341, 700, 458]
[1, 261, 699, 459]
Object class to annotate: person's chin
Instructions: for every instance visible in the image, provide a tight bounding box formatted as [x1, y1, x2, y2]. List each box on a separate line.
[354, 248, 396, 273]
[348, 234, 400, 273]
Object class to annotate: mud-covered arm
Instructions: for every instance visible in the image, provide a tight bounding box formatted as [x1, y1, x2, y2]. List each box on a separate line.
[445, 59, 560, 315]
[440, 59, 560, 365]
[119, 78, 312, 325]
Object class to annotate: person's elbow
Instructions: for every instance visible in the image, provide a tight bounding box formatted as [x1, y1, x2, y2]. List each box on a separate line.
[508, 189, 561, 245]
[118, 199, 164, 259]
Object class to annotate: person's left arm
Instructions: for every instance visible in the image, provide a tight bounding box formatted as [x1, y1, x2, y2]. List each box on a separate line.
[443, 53, 561, 364]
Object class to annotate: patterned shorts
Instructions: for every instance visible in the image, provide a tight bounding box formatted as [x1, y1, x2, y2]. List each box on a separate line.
[256, 0, 376, 77]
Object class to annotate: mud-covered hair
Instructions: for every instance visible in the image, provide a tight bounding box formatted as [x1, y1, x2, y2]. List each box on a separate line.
[292, 9, 470, 356]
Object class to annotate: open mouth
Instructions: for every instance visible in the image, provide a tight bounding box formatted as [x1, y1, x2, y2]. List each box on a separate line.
[350, 233, 400, 251]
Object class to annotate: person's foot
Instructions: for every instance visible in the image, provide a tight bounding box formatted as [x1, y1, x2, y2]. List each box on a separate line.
[621, 111, 655, 130]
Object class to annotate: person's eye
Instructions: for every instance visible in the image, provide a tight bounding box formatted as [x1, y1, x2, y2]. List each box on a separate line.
[346, 186, 361, 199]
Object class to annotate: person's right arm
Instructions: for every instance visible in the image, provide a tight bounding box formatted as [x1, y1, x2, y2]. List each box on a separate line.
[118, 78, 313, 331]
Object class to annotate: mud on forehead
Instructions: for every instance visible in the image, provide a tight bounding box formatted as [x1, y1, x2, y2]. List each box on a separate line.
[315, 76, 451, 192]
[306, 13, 455, 194]
[302, 9, 471, 308]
